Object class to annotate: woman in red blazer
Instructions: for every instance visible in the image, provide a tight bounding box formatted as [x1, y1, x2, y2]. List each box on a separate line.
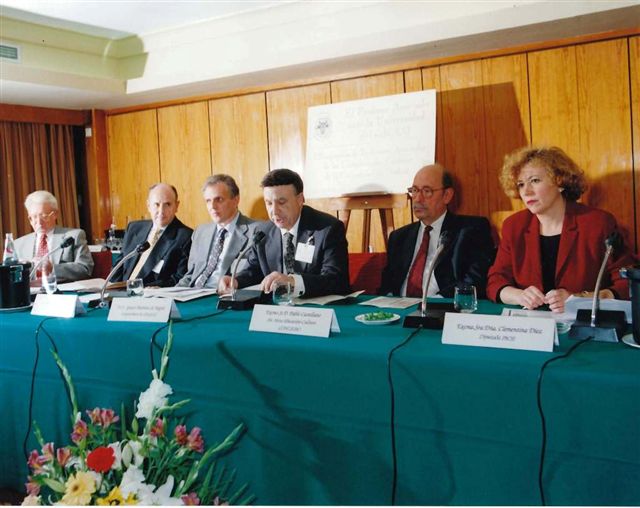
[487, 146, 635, 312]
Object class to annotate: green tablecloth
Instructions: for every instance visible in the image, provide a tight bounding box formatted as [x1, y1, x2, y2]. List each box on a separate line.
[1, 297, 639, 505]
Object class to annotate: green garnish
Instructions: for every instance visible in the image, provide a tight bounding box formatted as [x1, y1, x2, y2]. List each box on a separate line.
[363, 311, 394, 321]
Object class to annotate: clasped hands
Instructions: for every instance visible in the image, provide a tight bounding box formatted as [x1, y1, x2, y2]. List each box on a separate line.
[517, 286, 614, 313]
[218, 271, 295, 295]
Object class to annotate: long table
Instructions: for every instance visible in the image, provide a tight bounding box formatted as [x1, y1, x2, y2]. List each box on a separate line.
[1, 296, 639, 505]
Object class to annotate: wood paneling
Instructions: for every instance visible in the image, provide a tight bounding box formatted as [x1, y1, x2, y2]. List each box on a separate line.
[266, 83, 330, 173]
[439, 60, 489, 216]
[106, 110, 160, 228]
[85, 109, 111, 241]
[576, 39, 634, 246]
[0, 103, 89, 125]
[421, 67, 445, 168]
[631, 36, 640, 253]
[330, 73, 407, 253]
[209, 93, 270, 220]
[157, 102, 212, 229]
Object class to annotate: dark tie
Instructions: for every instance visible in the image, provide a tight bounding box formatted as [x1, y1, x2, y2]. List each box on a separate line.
[193, 228, 228, 288]
[406, 226, 432, 297]
[284, 233, 295, 274]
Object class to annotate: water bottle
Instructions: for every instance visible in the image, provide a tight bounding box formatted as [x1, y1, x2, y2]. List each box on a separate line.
[3, 233, 17, 265]
[106, 223, 116, 250]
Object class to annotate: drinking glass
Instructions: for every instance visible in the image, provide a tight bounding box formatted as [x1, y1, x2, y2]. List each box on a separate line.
[41, 262, 58, 295]
[127, 278, 144, 297]
[272, 281, 293, 306]
[454, 284, 477, 313]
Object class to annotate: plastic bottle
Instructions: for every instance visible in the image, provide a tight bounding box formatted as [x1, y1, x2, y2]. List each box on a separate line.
[106, 223, 116, 250]
[3, 233, 17, 264]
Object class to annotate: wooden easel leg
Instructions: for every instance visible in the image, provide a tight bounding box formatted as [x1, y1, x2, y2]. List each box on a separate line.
[379, 208, 395, 250]
[362, 209, 372, 252]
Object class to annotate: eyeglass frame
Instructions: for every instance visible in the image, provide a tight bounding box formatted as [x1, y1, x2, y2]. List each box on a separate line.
[27, 210, 57, 222]
[406, 186, 449, 198]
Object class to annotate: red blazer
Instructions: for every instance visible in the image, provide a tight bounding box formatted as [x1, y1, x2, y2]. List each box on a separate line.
[487, 202, 635, 302]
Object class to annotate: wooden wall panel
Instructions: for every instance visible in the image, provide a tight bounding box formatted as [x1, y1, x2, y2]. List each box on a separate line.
[330, 73, 407, 252]
[157, 102, 212, 229]
[631, 36, 640, 253]
[266, 83, 330, 174]
[209, 93, 270, 220]
[439, 60, 489, 216]
[421, 67, 445, 164]
[576, 38, 634, 246]
[106, 110, 160, 228]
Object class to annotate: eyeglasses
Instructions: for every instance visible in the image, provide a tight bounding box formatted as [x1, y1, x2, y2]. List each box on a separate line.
[28, 211, 56, 221]
[407, 186, 447, 198]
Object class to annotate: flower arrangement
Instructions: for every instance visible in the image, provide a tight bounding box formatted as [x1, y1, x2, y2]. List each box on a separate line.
[23, 325, 253, 506]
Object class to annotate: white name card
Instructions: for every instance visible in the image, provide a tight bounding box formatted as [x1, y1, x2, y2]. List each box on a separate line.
[249, 304, 340, 338]
[31, 294, 86, 318]
[442, 313, 556, 352]
[108, 297, 181, 323]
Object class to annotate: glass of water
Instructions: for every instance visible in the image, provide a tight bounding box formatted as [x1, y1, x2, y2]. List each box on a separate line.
[41, 262, 57, 295]
[272, 281, 293, 306]
[454, 284, 477, 313]
[127, 278, 144, 297]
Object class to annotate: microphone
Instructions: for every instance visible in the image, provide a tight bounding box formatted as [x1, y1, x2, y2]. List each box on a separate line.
[403, 230, 455, 329]
[568, 232, 627, 342]
[29, 237, 75, 278]
[217, 230, 266, 310]
[96, 241, 150, 308]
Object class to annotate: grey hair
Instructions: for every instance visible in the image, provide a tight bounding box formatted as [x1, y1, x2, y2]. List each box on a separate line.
[24, 190, 58, 211]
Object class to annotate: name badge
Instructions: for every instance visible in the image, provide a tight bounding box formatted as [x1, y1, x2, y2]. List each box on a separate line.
[295, 242, 315, 264]
[442, 313, 556, 352]
[108, 297, 181, 323]
[32, 294, 86, 318]
[249, 304, 340, 338]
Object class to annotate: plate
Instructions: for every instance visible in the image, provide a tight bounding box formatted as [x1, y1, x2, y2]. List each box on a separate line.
[355, 313, 401, 325]
[622, 334, 640, 349]
[0, 303, 33, 313]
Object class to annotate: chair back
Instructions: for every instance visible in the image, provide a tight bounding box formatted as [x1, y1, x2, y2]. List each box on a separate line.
[91, 250, 112, 279]
[349, 252, 387, 294]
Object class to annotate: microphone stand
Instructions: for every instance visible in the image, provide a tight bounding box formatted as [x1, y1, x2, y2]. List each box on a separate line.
[96, 242, 149, 308]
[568, 239, 627, 342]
[29, 238, 74, 279]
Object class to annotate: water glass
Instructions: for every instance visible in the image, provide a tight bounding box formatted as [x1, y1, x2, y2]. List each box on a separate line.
[454, 284, 477, 313]
[41, 263, 58, 295]
[272, 281, 293, 306]
[127, 278, 144, 297]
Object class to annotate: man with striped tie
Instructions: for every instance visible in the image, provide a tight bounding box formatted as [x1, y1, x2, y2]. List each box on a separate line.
[114, 183, 192, 287]
[176, 174, 256, 289]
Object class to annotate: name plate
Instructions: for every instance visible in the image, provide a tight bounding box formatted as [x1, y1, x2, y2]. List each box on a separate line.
[31, 294, 86, 318]
[442, 313, 556, 352]
[108, 297, 181, 323]
[249, 304, 340, 338]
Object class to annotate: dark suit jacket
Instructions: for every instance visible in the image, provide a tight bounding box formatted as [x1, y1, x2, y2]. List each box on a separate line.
[379, 212, 495, 298]
[114, 217, 193, 287]
[487, 202, 635, 301]
[235, 205, 350, 297]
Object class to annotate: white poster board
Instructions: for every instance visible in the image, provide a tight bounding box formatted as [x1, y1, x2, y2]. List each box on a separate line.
[303, 90, 436, 199]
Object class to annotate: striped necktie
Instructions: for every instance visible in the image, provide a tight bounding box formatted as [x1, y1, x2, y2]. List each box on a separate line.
[193, 228, 228, 288]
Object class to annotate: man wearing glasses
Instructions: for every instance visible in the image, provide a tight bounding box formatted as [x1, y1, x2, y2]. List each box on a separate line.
[379, 164, 495, 298]
[14, 190, 93, 282]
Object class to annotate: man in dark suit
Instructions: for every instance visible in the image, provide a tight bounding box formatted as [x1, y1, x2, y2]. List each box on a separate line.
[177, 174, 256, 289]
[379, 163, 495, 298]
[114, 183, 192, 287]
[218, 169, 350, 298]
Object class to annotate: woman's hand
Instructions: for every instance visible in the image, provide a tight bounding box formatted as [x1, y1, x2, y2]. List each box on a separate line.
[544, 288, 570, 313]
[518, 286, 546, 309]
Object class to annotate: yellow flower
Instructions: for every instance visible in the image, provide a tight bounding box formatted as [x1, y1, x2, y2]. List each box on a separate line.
[96, 486, 137, 506]
[59, 471, 96, 505]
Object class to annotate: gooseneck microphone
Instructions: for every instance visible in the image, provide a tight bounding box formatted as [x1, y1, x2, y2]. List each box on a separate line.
[29, 236, 75, 278]
[98, 241, 150, 308]
[217, 230, 266, 310]
[419, 231, 451, 318]
[568, 232, 626, 342]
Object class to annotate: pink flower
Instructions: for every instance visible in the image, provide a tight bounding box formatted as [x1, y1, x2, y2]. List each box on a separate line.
[86, 408, 102, 425]
[71, 419, 88, 444]
[187, 427, 204, 453]
[174, 424, 188, 446]
[150, 418, 165, 438]
[181, 492, 200, 505]
[25, 476, 40, 496]
[100, 408, 119, 428]
[56, 447, 71, 467]
[27, 450, 46, 472]
[41, 442, 55, 461]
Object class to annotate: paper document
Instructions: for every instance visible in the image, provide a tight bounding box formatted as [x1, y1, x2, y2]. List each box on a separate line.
[143, 287, 217, 302]
[293, 290, 364, 306]
[564, 296, 632, 323]
[359, 296, 421, 309]
[58, 278, 106, 292]
[501, 308, 573, 323]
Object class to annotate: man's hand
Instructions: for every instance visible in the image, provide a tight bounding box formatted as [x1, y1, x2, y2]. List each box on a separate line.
[261, 272, 294, 293]
[217, 275, 237, 294]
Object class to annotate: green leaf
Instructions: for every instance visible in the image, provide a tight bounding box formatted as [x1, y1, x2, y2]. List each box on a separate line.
[51, 349, 78, 417]
[43, 478, 66, 493]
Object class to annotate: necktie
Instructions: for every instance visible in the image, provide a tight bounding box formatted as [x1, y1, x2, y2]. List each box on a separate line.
[193, 228, 228, 288]
[284, 233, 295, 274]
[35, 233, 48, 278]
[406, 226, 432, 297]
[129, 228, 162, 280]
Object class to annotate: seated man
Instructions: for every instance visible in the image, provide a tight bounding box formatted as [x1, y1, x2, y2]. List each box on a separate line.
[177, 174, 256, 288]
[219, 168, 350, 298]
[14, 190, 93, 282]
[379, 163, 495, 298]
[114, 183, 192, 287]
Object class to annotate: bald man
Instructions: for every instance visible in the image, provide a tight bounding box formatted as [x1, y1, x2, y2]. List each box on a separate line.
[114, 183, 193, 287]
[379, 164, 495, 298]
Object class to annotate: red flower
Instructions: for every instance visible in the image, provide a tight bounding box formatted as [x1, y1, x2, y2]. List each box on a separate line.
[187, 427, 204, 453]
[27, 450, 46, 472]
[71, 419, 88, 444]
[181, 492, 200, 505]
[87, 446, 115, 473]
[150, 417, 165, 438]
[174, 424, 188, 445]
[56, 447, 71, 467]
[25, 476, 40, 496]
[100, 408, 119, 428]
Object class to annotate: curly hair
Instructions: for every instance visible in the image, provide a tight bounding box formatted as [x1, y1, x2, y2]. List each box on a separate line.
[499, 146, 587, 201]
